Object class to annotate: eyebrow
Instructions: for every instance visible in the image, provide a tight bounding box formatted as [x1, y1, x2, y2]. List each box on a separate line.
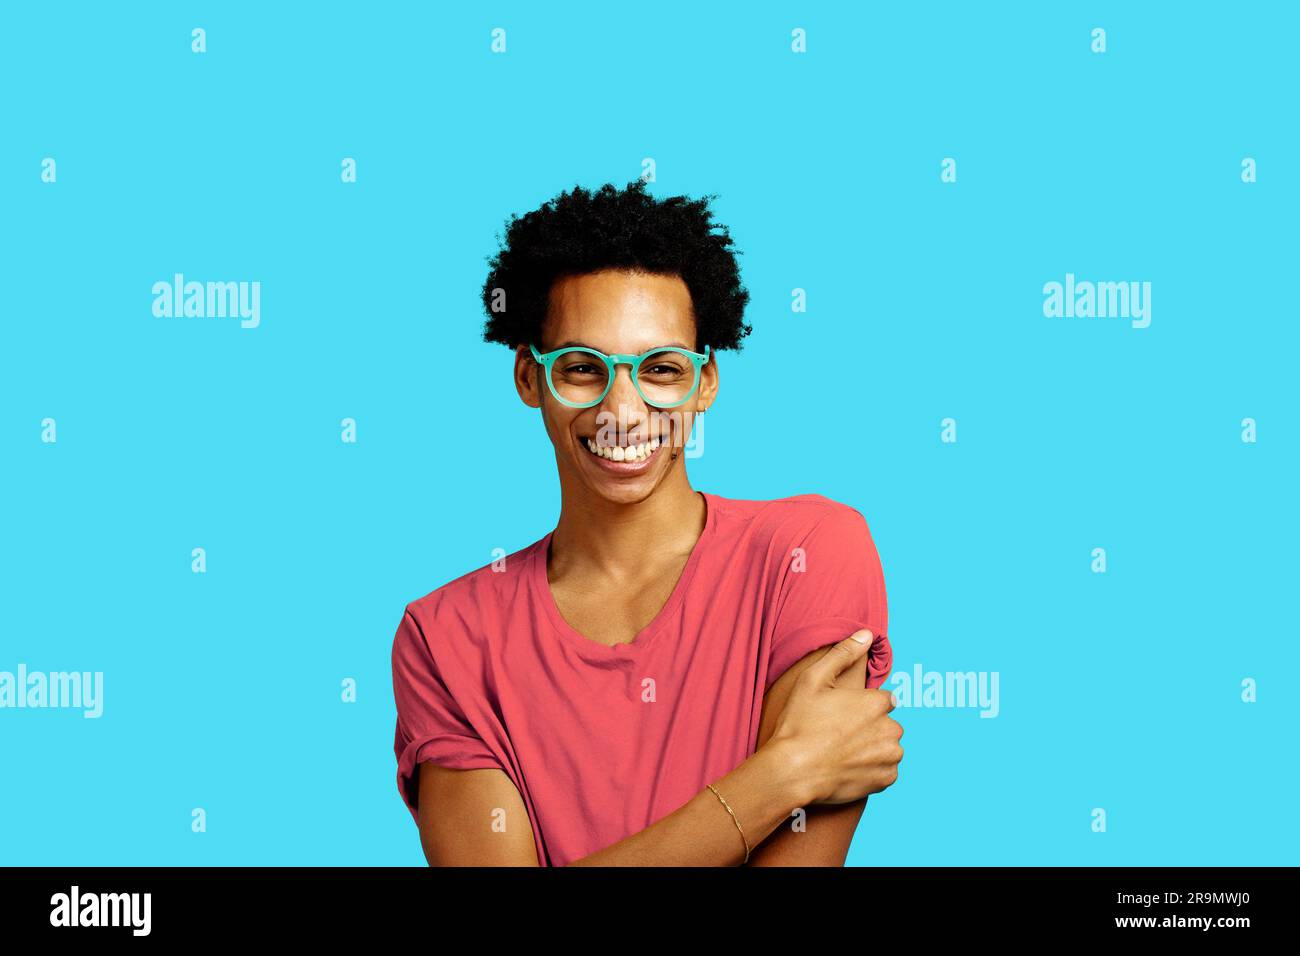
[551, 340, 695, 352]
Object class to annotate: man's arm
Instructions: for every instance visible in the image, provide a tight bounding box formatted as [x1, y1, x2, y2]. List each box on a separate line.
[417, 764, 540, 866]
[417, 741, 815, 866]
[744, 644, 870, 866]
[415, 633, 883, 866]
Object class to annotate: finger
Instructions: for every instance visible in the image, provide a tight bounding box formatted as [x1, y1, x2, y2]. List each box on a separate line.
[865, 687, 897, 713]
[808, 630, 873, 687]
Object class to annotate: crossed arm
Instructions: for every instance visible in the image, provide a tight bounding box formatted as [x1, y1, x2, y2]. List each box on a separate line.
[415, 642, 871, 866]
[744, 645, 870, 866]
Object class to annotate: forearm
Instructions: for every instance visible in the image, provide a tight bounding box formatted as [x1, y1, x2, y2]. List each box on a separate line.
[744, 796, 867, 866]
[566, 743, 811, 866]
[737, 641, 876, 865]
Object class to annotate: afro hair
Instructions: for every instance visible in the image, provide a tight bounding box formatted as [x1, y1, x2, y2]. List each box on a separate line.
[480, 179, 752, 352]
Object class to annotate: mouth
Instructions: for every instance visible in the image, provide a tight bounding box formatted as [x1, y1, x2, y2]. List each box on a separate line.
[579, 435, 668, 474]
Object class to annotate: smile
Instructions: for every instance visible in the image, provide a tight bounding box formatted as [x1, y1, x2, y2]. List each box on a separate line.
[582, 436, 664, 466]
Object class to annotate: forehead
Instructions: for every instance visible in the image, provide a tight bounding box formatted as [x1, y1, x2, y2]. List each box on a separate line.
[543, 270, 696, 351]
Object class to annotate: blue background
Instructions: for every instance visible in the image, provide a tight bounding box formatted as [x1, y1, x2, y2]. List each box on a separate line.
[1, 1, 1295, 865]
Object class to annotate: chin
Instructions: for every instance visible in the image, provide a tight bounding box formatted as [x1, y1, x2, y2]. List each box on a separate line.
[570, 434, 672, 503]
[590, 482, 657, 506]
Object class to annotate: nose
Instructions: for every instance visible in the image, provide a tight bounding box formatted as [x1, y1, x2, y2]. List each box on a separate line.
[598, 363, 650, 432]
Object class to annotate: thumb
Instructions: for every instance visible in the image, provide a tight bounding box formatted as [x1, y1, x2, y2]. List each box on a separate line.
[810, 629, 874, 687]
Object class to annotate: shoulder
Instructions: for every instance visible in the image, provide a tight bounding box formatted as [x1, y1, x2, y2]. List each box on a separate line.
[393, 537, 544, 661]
[708, 491, 872, 549]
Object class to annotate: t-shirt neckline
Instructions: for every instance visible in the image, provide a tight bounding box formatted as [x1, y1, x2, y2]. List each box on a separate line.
[530, 491, 718, 659]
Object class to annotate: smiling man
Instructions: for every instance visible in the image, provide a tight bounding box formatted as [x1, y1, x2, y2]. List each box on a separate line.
[391, 179, 902, 866]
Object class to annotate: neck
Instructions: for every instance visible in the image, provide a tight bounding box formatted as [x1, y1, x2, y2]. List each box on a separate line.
[550, 467, 706, 577]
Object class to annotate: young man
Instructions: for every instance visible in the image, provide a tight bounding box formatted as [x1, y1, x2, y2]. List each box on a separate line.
[391, 180, 901, 866]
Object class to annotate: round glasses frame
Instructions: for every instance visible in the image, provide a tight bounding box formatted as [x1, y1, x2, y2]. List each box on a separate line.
[529, 343, 711, 409]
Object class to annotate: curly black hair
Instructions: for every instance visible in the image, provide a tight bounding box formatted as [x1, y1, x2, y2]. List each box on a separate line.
[480, 179, 752, 352]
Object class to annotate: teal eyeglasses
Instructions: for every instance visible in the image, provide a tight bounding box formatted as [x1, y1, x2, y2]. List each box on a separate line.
[529, 342, 711, 409]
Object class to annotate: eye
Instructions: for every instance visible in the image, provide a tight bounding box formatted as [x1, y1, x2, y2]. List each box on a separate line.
[640, 354, 690, 378]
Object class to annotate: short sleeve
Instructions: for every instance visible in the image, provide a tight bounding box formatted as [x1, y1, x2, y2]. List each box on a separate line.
[391, 607, 503, 820]
[765, 503, 892, 692]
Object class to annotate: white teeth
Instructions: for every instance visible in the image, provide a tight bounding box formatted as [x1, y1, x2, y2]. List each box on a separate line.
[584, 438, 662, 462]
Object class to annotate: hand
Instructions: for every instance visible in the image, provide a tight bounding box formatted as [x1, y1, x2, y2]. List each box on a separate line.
[763, 630, 904, 805]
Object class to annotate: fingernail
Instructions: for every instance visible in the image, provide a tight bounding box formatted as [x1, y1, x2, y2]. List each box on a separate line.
[851, 629, 873, 644]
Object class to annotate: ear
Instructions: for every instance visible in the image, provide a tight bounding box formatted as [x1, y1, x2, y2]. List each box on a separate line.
[514, 346, 542, 409]
[696, 351, 719, 410]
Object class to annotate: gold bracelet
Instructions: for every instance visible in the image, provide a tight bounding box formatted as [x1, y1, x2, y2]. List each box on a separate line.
[707, 783, 751, 864]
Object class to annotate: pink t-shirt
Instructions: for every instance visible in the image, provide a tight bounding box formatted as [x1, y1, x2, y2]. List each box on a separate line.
[390, 491, 892, 866]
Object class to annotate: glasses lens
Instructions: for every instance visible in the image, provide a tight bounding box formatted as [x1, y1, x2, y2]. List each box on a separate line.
[549, 349, 609, 405]
[637, 349, 698, 407]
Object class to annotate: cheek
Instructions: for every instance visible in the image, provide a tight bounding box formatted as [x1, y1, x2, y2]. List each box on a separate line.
[538, 401, 580, 446]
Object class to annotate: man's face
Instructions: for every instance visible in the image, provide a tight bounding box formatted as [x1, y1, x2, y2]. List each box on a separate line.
[513, 269, 718, 506]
